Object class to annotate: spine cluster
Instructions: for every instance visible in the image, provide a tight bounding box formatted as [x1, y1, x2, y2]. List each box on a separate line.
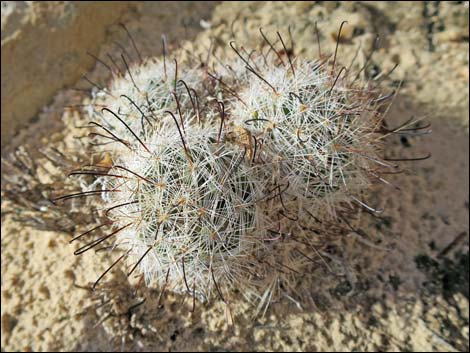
[55, 28, 420, 313]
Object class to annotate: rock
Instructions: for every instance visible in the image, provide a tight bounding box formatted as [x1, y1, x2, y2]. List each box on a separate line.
[1, 312, 17, 337]
[435, 27, 470, 43]
[1, 1, 135, 147]
[328, 12, 369, 43]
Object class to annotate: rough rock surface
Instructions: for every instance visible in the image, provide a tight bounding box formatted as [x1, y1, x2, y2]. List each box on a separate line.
[1, 1, 135, 146]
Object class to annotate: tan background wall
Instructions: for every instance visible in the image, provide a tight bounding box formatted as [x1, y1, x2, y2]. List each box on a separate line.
[1, 1, 135, 147]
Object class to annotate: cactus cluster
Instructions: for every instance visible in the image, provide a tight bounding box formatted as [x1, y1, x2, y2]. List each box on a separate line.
[57, 28, 409, 313]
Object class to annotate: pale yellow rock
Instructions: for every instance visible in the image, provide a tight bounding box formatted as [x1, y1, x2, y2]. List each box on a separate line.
[1, 1, 135, 147]
[435, 27, 470, 43]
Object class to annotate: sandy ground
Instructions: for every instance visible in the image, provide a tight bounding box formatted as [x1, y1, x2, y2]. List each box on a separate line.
[1, 2, 469, 351]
